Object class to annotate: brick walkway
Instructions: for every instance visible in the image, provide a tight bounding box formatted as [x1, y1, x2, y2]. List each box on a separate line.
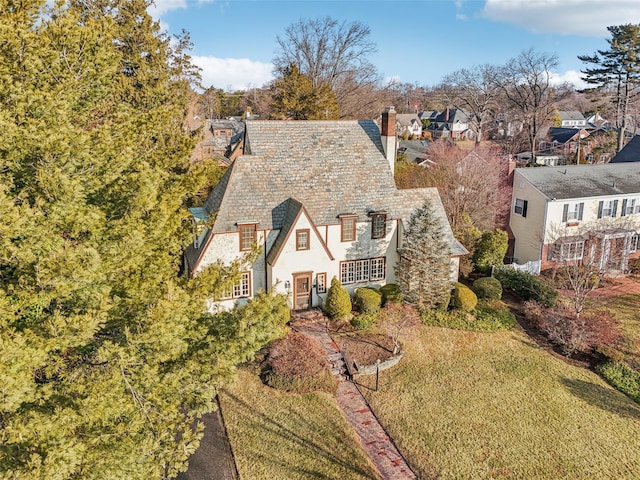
[291, 310, 416, 480]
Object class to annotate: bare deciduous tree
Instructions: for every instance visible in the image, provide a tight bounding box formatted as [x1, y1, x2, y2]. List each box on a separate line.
[497, 49, 559, 161]
[441, 64, 501, 146]
[273, 17, 379, 118]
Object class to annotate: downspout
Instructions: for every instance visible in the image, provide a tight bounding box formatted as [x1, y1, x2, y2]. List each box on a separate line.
[263, 230, 268, 292]
[540, 200, 550, 264]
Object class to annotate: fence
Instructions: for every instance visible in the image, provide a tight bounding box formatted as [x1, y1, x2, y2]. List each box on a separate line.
[493, 260, 541, 275]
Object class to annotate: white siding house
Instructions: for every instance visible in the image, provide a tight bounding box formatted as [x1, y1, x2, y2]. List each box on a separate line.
[184, 108, 467, 311]
[510, 164, 640, 271]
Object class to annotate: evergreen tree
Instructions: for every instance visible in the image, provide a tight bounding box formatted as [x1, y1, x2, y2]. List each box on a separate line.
[579, 24, 640, 151]
[395, 200, 452, 310]
[0, 1, 287, 478]
[270, 63, 340, 120]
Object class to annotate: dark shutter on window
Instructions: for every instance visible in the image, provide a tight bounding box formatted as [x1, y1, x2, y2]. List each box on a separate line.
[522, 200, 528, 218]
[562, 204, 569, 222]
[578, 202, 584, 221]
[612, 200, 618, 217]
[622, 199, 628, 217]
[597, 201, 603, 219]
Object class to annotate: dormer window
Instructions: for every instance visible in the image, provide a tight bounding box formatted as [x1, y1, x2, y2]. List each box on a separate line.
[238, 223, 257, 251]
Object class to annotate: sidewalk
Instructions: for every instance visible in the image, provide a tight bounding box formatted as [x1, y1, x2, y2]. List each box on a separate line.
[292, 310, 416, 480]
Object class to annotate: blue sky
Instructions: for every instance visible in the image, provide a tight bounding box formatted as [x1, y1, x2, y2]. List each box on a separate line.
[150, 0, 640, 91]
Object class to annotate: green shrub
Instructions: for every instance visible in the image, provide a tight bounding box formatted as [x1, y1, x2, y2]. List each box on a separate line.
[379, 283, 403, 305]
[450, 282, 478, 312]
[596, 361, 640, 404]
[350, 312, 379, 330]
[421, 299, 515, 332]
[324, 277, 352, 320]
[353, 287, 382, 314]
[494, 268, 558, 307]
[472, 277, 503, 300]
[471, 229, 508, 274]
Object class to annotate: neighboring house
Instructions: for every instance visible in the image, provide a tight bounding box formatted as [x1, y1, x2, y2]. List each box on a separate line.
[586, 112, 608, 129]
[558, 111, 587, 128]
[184, 108, 467, 311]
[191, 118, 244, 163]
[396, 114, 423, 138]
[429, 108, 473, 140]
[510, 163, 640, 272]
[536, 127, 591, 164]
[397, 139, 430, 164]
[609, 135, 640, 163]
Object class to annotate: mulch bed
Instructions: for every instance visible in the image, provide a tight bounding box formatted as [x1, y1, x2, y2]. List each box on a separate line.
[333, 332, 397, 366]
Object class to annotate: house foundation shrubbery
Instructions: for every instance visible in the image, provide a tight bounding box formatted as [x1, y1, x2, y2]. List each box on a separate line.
[494, 267, 558, 307]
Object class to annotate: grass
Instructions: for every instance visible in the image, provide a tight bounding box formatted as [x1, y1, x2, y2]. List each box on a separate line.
[219, 369, 379, 480]
[358, 325, 640, 480]
[594, 293, 640, 369]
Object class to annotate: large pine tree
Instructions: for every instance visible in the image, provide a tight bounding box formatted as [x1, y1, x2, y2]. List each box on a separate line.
[395, 200, 452, 310]
[0, 1, 287, 478]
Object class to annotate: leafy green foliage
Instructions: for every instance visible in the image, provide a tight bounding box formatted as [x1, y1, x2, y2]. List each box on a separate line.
[353, 287, 382, 314]
[422, 299, 515, 332]
[324, 277, 352, 320]
[450, 282, 478, 312]
[472, 277, 503, 300]
[494, 268, 558, 307]
[0, 3, 287, 478]
[379, 283, 403, 305]
[395, 200, 452, 310]
[270, 63, 339, 120]
[471, 229, 508, 274]
[351, 312, 380, 330]
[596, 361, 640, 404]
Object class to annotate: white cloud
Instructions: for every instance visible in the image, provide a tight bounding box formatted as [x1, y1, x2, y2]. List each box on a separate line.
[481, 0, 640, 36]
[148, 0, 187, 17]
[550, 70, 588, 89]
[192, 56, 274, 91]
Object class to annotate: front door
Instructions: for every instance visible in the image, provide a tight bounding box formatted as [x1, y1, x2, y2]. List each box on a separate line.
[293, 272, 312, 310]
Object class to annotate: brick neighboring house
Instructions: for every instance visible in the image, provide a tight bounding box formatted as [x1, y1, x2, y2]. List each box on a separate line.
[510, 163, 640, 272]
[191, 118, 244, 163]
[184, 108, 467, 311]
[429, 108, 473, 140]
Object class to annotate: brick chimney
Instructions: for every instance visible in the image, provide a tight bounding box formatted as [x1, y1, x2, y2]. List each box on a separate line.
[381, 106, 397, 172]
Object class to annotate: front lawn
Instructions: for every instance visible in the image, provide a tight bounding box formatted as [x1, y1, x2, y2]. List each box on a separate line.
[596, 293, 640, 369]
[359, 325, 640, 479]
[219, 369, 379, 480]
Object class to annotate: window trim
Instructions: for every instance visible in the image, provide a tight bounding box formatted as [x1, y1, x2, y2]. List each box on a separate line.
[340, 216, 357, 242]
[339, 257, 386, 285]
[552, 240, 585, 261]
[238, 223, 257, 251]
[296, 229, 310, 251]
[562, 202, 584, 222]
[371, 213, 387, 240]
[221, 271, 252, 300]
[598, 199, 618, 219]
[514, 198, 528, 217]
[316, 272, 327, 293]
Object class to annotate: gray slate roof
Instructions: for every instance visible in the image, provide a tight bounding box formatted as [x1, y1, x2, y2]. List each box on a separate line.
[516, 163, 640, 200]
[194, 119, 466, 258]
[559, 111, 586, 122]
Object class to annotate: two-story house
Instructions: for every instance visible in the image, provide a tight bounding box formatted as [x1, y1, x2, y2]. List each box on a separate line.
[558, 111, 587, 128]
[510, 164, 640, 272]
[184, 108, 467, 311]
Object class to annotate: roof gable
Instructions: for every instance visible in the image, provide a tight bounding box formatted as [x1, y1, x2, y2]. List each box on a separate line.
[610, 135, 640, 163]
[266, 198, 334, 266]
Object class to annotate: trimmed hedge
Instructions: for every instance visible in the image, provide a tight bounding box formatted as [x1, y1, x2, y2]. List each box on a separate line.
[494, 268, 558, 307]
[379, 283, 403, 305]
[421, 299, 515, 332]
[324, 277, 352, 320]
[596, 361, 640, 404]
[351, 312, 380, 330]
[354, 287, 382, 314]
[472, 277, 503, 300]
[263, 332, 338, 394]
[450, 282, 478, 312]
